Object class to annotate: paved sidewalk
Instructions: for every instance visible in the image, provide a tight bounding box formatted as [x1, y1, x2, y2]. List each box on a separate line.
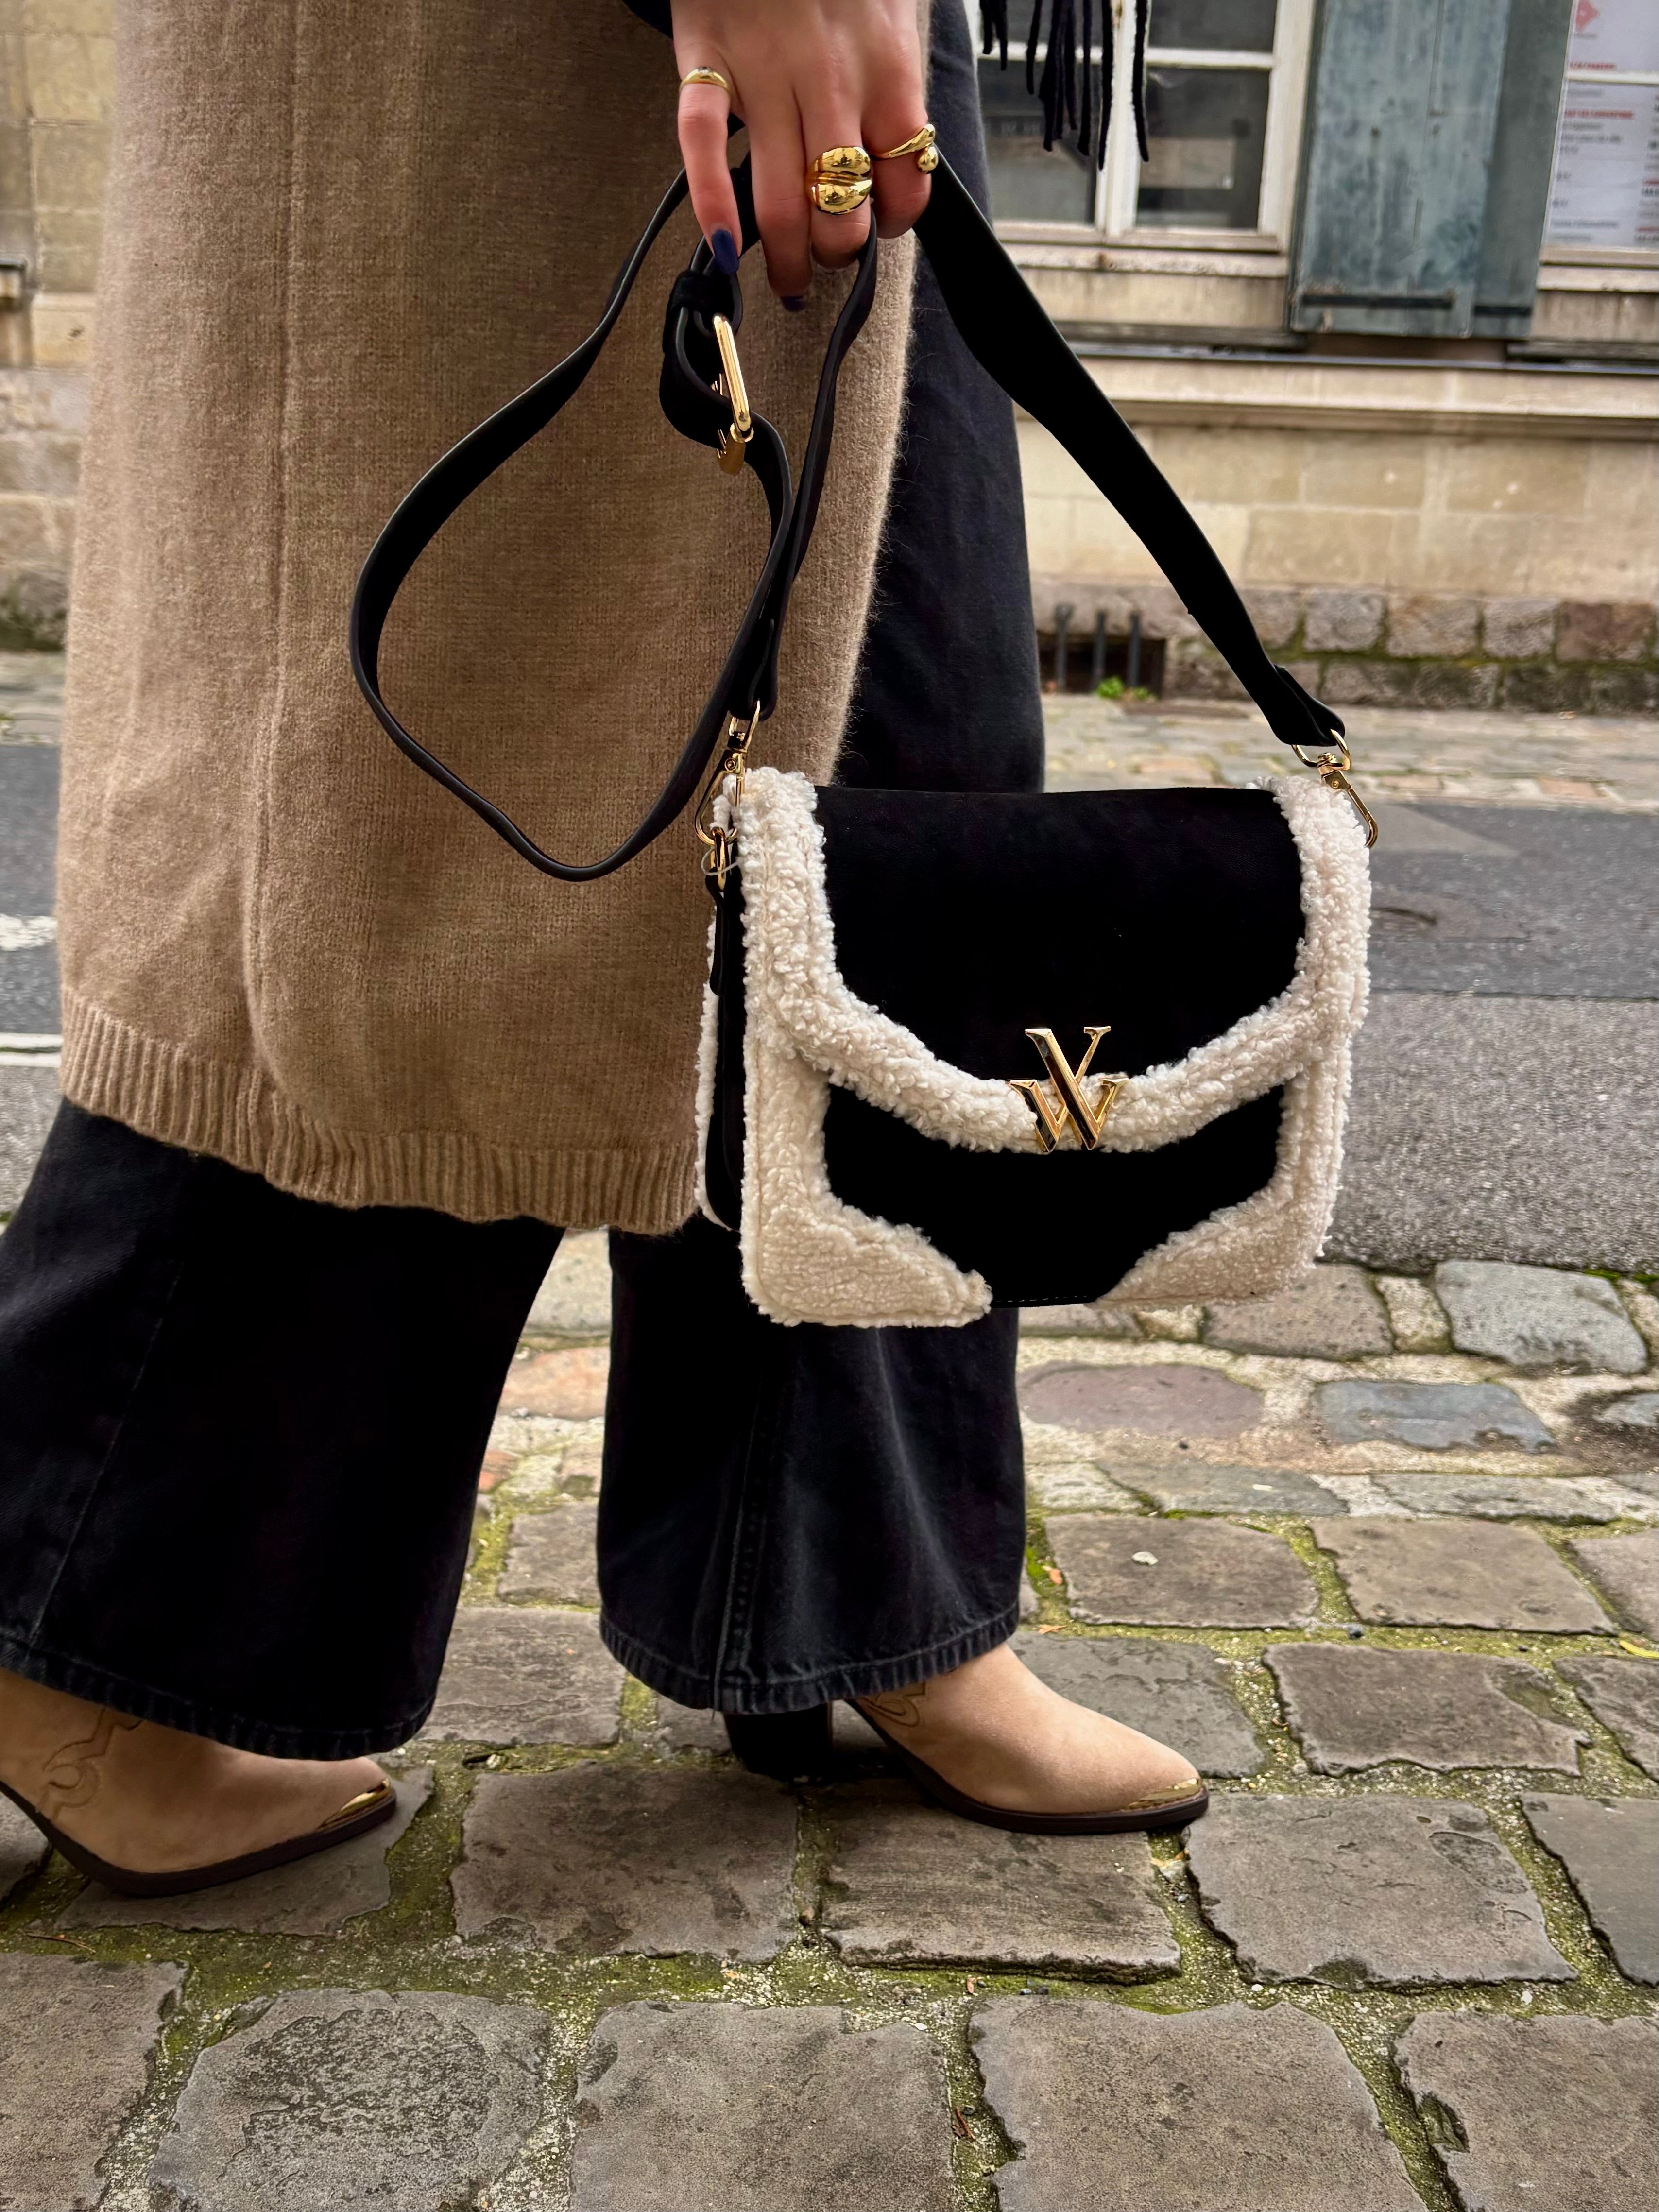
[1044, 694, 1657, 813]
[1, 1246, 1655, 2211]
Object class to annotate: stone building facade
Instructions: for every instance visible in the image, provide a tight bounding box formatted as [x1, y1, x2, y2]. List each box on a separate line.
[2, 0, 1656, 713]
[0, 0, 102, 647]
[990, 0, 1658, 711]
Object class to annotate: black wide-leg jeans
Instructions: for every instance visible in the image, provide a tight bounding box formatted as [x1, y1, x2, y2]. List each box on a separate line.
[0, 0, 1043, 1758]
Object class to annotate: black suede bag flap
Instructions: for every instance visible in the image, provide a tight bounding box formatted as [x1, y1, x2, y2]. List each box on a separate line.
[705, 784, 1315, 1310]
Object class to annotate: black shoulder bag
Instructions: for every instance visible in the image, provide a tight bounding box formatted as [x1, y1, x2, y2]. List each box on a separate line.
[351, 158, 1374, 1328]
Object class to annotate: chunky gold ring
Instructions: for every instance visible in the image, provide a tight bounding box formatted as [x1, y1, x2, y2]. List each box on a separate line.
[806, 144, 872, 216]
[679, 68, 732, 96]
[875, 122, 939, 171]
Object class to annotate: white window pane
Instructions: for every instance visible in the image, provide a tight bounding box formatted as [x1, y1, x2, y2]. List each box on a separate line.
[1136, 66, 1269, 228]
[978, 58, 1096, 223]
[1547, 78, 1659, 248]
[1567, 0, 1659, 78]
[1150, 0, 1277, 53]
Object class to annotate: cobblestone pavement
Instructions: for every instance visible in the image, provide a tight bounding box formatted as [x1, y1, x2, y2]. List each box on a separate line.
[1, 1247, 1654, 2211]
[1044, 694, 1657, 814]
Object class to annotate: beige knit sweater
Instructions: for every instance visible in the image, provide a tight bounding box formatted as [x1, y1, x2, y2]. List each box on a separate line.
[57, 0, 914, 1232]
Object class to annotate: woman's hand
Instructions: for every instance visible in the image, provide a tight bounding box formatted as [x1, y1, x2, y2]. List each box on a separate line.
[672, 0, 931, 303]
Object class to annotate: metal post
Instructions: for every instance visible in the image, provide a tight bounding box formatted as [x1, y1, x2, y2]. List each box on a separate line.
[1054, 603, 1074, 692]
[1090, 608, 1108, 690]
[1126, 609, 1143, 692]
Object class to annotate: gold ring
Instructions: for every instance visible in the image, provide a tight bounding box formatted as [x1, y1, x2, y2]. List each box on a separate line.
[806, 144, 872, 216]
[875, 122, 939, 171]
[680, 68, 732, 96]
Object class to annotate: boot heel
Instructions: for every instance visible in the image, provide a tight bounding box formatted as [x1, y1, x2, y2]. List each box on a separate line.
[722, 1706, 833, 1779]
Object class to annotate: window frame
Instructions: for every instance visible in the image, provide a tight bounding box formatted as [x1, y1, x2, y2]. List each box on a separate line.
[981, 0, 1314, 253]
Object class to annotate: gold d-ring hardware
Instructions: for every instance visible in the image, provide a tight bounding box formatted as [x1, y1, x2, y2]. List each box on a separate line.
[712, 314, 753, 477]
[1293, 734, 1379, 847]
[696, 702, 763, 886]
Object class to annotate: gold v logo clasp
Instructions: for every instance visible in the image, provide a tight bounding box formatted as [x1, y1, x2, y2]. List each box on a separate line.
[1009, 1027, 1127, 1153]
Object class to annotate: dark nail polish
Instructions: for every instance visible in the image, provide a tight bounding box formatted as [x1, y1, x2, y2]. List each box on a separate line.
[782, 293, 807, 312]
[711, 226, 740, 276]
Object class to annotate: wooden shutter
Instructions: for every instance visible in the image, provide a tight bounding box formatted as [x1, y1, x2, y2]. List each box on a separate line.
[1291, 0, 1572, 340]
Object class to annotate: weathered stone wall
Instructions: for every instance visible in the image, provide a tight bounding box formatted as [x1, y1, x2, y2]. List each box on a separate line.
[0, 0, 110, 648]
[1024, 383, 1658, 713]
[1033, 577, 1659, 715]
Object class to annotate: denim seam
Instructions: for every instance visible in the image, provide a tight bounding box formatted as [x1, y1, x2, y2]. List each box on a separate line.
[21, 1165, 200, 1650]
[601, 1600, 1022, 1717]
[705, 1329, 788, 1706]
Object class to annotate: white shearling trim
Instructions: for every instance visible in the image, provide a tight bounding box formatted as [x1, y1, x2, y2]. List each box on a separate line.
[1104, 773, 1370, 1303]
[738, 1008, 992, 1328]
[697, 765, 1370, 1325]
[693, 998, 722, 1228]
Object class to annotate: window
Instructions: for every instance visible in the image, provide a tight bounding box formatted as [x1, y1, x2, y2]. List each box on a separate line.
[1544, 0, 1659, 252]
[979, 0, 1313, 243]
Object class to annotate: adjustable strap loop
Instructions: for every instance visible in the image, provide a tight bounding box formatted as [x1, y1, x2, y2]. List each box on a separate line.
[349, 152, 1341, 890]
[349, 158, 876, 882]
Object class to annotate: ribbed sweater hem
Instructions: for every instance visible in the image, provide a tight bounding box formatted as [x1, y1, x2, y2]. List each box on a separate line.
[59, 990, 698, 1231]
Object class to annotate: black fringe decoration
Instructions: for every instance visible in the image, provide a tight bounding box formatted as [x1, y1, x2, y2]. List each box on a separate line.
[980, 0, 1149, 171]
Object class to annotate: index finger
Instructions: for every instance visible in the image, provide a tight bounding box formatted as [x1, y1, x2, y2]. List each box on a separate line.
[677, 71, 743, 270]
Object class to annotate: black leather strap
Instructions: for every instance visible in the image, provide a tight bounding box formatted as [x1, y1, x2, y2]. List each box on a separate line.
[349, 154, 1339, 882]
[915, 162, 1342, 754]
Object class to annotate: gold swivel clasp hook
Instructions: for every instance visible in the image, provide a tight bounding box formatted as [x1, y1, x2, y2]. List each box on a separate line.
[1293, 732, 1378, 847]
[696, 702, 763, 888]
[712, 314, 753, 477]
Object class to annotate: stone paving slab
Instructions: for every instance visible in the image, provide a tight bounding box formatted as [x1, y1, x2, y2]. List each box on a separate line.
[0, 1796, 47, 1903]
[453, 1764, 797, 1961]
[527, 1230, 612, 1335]
[58, 1768, 432, 1936]
[1203, 1267, 1392, 1359]
[498, 1501, 601, 1607]
[1019, 1301, 1138, 1337]
[1371, 1469, 1633, 1520]
[1600, 1389, 1659, 1432]
[1435, 1259, 1648, 1374]
[1112, 1463, 1347, 1516]
[1315, 1378, 1555, 1451]
[0, 1955, 184, 2212]
[1397, 2013, 1659, 2212]
[1309, 1516, 1613, 1630]
[1050, 1515, 1319, 1627]
[973, 1996, 1422, 2212]
[1522, 1793, 1659, 1982]
[1564, 1531, 1659, 1639]
[424, 1607, 623, 1744]
[651, 1699, 733, 1753]
[1377, 1273, 1452, 1351]
[1556, 1655, 1659, 1779]
[817, 1779, 1179, 1973]
[571, 2002, 954, 2212]
[1019, 1362, 1264, 1439]
[148, 1987, 550, 2212]
[1011, 1631, 1265, 1776]
[1024, 1459, 1146, 1510]
[1186, 1796, 1573, 1986]
[498, 1344, 611, 1420]
[1267, 1645, 1589, 1773]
